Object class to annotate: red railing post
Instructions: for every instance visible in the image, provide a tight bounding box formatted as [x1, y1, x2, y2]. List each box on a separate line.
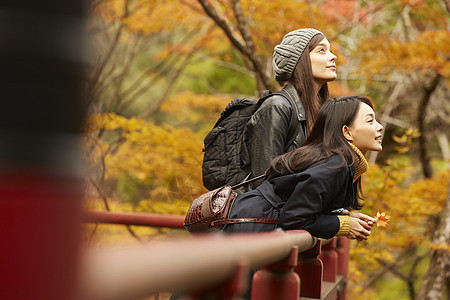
[336, 237, 350, 276]
[336, 237, 350, 300]
[251, 246, 300, 300]
[187, 260, 249, 300]
[296, 240, 322, 298]
[0, 1, 86, 299]
[1, 172, 83, 300]
[319, 238, 338, 282]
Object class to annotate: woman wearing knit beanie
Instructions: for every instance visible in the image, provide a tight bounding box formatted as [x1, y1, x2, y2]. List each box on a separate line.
[241, 28, 337, 187]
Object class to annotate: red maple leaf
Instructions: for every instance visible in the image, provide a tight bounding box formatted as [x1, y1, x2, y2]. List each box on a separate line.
[375, 211, 391, 228]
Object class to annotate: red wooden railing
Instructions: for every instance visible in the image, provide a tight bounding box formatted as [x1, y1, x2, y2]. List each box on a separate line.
[83, 211, 350, 300]
[85, 210, 185, 228]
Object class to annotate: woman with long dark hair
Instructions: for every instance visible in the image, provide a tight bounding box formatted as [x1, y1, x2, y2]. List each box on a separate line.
[240, 28, 337, 186]
[224, 95, 383, 240]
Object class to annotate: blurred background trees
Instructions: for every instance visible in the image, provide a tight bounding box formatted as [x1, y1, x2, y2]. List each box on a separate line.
[84, 0, 449, 299]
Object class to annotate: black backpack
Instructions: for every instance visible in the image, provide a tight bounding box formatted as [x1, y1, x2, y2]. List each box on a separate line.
[201, 88, 300, 191]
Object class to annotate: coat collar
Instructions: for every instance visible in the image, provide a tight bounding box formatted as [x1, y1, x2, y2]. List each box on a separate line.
[283, 84, 306, 121]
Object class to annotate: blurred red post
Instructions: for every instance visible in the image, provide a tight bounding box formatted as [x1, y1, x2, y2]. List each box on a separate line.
[187, 260, 249, 300]
[336, 237, 350, 300]
[336, 237, 350, 276]
[0, 171, 83, 300]
[319, 238, 338, 282]
[0, 1, 87, 299]
[296, 240, 323, 298]
[252, 246, 300, 300]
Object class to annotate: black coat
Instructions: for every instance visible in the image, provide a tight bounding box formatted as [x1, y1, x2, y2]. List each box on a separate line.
[240, 84, 308, 182]
[223, 155, 356, 239]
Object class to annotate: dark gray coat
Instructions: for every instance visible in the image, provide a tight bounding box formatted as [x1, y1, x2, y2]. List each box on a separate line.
[223, 155, 356, 239]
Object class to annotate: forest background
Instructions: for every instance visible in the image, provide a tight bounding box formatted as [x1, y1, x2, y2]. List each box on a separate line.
[84, 0, 450, 299]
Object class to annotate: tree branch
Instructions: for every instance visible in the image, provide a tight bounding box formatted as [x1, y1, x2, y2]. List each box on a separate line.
[89, 177, 110, 211]
[364, 247, 430, 291]
[197, 0, 246, 54]
[230, 0, 275, 91]
[87, 0, 130, 108]
[197, 0, 275, 91]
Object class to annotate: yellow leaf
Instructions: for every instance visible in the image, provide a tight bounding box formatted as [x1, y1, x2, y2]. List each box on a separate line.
[392, 134, 407, 144]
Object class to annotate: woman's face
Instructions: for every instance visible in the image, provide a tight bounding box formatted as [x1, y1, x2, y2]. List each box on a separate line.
[343, 103, 384, 154]
[309, 37, 337, 86]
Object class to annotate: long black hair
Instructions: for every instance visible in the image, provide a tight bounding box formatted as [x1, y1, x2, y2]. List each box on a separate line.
[266, 95, 374, 209]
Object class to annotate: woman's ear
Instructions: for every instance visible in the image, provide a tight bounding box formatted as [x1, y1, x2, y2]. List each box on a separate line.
[342, 125, 353, 142]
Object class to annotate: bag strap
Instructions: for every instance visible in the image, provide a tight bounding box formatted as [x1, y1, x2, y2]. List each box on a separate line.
[231, 174, 265, 190]
[211, 218, 279, 227]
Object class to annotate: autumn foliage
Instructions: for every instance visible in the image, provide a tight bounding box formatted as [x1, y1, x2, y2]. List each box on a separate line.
[349, 162, 448, 298]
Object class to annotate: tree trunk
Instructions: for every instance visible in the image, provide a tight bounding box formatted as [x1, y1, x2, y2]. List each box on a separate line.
[443, 0, 450, 14]
[437, 133, 450, 169]
[416, 179, 450, 300]
[417, 75, 441, 178]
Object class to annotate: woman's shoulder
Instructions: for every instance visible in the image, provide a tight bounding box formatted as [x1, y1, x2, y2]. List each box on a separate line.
[324, 154, 348, 166]
[273, 155, 349, 180]
[259, 93, 294, 110]
[250, 93, 295, 125]
[270, 154, 351, 184]
[259, 86, 305, 121]
[310, 154, 350, 171]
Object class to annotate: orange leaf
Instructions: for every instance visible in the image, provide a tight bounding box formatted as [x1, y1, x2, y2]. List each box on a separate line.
[375, 211, 391, 228]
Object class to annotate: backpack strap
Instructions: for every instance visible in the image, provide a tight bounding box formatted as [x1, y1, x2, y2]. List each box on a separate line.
[261, 90, 271, 97]
[251, 87, 303, 157]
[273, 87, 303, 149]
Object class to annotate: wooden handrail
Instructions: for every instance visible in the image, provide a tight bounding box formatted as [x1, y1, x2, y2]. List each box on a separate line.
[78, 230, 317, 300]
[84, 210, 185, 228]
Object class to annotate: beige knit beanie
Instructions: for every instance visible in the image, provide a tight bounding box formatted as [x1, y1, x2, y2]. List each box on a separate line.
[273, 28, 323, 82]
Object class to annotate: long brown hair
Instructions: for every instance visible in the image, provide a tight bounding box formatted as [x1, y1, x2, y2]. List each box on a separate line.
[286, 34, 330, 132]
[266, 96, 374, 209]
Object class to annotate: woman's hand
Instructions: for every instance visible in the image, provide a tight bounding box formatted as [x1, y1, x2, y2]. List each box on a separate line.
[350, 212, 377, 228]
[347, 216, 372, 241]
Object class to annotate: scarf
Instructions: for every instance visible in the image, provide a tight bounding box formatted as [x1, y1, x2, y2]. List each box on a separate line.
[348, 142, 369, 183]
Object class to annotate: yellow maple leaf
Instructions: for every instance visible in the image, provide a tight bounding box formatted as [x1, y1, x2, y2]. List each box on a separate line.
[375, 211, 391, 228]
